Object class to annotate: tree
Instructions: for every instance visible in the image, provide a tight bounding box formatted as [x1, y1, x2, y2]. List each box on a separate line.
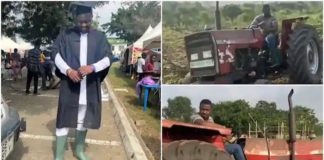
[240, 8, 256, 23]
[250, 101, 281, 135]
[222, 4, 242, 24]
[162, 96, 195, 122]
[1, 1, 107, 45]
[102, 1, 160, 43]
[212, 100, 251, 133]
[294, 105, 319, 134]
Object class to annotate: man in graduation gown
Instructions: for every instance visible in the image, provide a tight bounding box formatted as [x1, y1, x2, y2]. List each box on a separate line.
[52, 3, 112, 160]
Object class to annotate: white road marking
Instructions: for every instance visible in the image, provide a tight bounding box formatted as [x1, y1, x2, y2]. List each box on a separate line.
[10, 92, 59, 98]
[102, 98, 109, 101]
[113, 88, 128, 92]
[101, 88, 110, 101]
[20, 133, 121, 146]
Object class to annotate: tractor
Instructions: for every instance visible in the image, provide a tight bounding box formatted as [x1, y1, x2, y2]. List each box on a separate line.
[183, 3, 322, 84]
[162, 89, 323, 160]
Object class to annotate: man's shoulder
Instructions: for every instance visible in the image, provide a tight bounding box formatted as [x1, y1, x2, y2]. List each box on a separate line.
[28, 48, 38, 52]
[61, 27, 106, 36]
[255, 14, 265, 21]
[191, 114, 214, 123]
[191, 113, 202, 119]
[191, 113, 204, 122]
[89, 29, 106, 38]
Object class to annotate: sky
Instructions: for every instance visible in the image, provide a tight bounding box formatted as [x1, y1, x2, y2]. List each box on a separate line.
[93, 2, 122, 33]
[162, 85, 323, 121]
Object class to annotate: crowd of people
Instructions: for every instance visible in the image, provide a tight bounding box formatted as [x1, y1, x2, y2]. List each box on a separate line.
[1, 42, 55, 95]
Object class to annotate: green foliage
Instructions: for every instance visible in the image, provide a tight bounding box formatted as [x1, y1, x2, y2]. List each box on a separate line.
[162, 96, 195, 122]
[102, 1, 160, 43]
[162, 2, 214, 32]
[222, 4, 242, 24]
[162, 2, 323, 83]
[162, 27, 188, 84]
[1, 1, 108, 45]
[212, 100, 251, 133]
[294, 105, 319, 132]
[163, 96, 322, 136]
[163, 1, 323, 30]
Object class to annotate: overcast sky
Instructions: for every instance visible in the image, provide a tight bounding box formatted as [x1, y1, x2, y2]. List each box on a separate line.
[162, 85, 323, 121]
[93, 1, 122, 33]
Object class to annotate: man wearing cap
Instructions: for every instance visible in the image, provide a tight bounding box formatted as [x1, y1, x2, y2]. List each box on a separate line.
[52, 3, 112, 160]
[250, 4, 281, 68]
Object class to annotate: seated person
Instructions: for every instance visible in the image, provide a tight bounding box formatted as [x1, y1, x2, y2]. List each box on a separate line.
[135, 73, 156, 97]
[250, 4, 281, 67]
[191, 99, 246, 160]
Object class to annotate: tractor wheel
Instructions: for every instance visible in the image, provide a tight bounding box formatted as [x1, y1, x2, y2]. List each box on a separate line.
[287, 24, 322, 84]
[163, 140, 233, 160]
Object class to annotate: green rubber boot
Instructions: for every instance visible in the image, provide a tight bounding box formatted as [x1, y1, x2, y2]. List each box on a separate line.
[55, 135, 67, 160]
[74, 130, 89, 160]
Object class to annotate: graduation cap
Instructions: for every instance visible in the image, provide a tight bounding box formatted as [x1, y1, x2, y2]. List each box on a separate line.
[69, 2, 96, 16]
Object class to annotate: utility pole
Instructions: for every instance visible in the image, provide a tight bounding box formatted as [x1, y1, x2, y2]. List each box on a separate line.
[249, 123, 251, 138]
[256, 121, 258, 138]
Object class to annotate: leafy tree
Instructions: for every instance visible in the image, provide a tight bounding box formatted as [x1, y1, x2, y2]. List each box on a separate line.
[294, 105, 318, 133]
[1, 1, 107, 45]
[102, 1, 160, 43]
[240, 8, 256, 24]
[222, 4, 242, 24]
[162, 96, 195, 122]
[212, 100, 251, 133]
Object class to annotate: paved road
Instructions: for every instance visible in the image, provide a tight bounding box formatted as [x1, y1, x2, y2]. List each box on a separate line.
[1, 74, 127, 160]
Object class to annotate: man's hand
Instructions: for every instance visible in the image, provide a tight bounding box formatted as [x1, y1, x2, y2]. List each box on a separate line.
[67, 69, 82, 83]
[258, 21, 265, 27]
[78, 65, 94, 77]
[222, 134, 237, 143]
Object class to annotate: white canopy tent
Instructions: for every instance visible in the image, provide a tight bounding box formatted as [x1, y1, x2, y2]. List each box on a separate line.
[1, 37, 19, 52]
[133, 25, 153, 49]
[142, 21, 161, 49]
[130, 23, 162, 64]
[1, 36, 33, 53]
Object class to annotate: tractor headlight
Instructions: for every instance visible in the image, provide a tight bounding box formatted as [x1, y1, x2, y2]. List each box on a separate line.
[191, 53, 198, 60]
[203, 50, 212, 58]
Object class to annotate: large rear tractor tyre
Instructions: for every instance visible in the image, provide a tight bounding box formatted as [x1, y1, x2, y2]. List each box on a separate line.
[163, 140, 233, 160]
[287, 24, 322, 84]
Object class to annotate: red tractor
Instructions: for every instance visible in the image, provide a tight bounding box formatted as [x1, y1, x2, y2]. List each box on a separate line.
[183, 4, 322, 84]
[162, 89, 323, 160]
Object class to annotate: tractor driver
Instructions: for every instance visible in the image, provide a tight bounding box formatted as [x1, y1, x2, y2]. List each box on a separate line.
[191, 99, 246, 160]
[250, 4, 281, 68]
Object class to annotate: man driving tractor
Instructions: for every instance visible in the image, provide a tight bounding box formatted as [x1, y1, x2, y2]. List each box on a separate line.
[191, 99, 246, 160]
[250, 4, 281, 68]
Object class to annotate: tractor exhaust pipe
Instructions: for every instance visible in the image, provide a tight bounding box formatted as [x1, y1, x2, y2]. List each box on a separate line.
[215, 1, 221, 30]
[288, 89, 296, 160]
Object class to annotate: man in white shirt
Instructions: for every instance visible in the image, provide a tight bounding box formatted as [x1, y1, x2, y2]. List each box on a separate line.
[52, 3, 112, 160]
[136, 53, 146, 81]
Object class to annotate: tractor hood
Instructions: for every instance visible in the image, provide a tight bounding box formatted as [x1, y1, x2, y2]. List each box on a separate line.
[162, 119, 232, 136]
[184, 29, 265, 77]
[185, 28, 264, 47]
[210, 28, 264, 46]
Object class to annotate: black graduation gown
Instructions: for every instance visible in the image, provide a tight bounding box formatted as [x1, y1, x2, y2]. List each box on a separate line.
[52, 27, 112, 129]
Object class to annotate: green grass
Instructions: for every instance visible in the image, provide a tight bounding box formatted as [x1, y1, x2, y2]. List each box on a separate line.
[108, 62, 161, 160]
